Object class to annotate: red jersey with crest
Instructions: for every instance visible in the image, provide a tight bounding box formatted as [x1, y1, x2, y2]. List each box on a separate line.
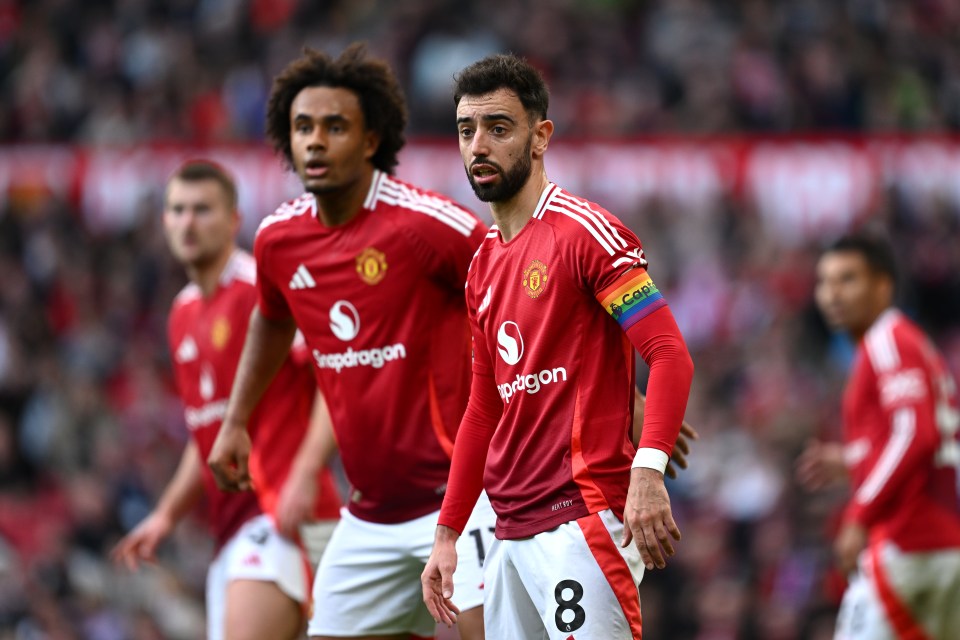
[841, 309, 960, 551]
[168, 250, 340, 549]
[453, 183, 679, 539]
[254, 170, 487, 524]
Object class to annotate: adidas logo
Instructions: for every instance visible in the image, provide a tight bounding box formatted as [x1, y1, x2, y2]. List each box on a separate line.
[289, 264, 317, 290]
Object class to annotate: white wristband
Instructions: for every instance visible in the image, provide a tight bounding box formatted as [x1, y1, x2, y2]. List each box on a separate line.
[632, 447, 669, 474]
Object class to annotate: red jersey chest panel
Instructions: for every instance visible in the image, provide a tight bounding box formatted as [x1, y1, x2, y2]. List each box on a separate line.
[255, 173, 486, 523]
[842, 310, 960, 550]
[168, 251, 261, 547]
[467, 185, 638, 538]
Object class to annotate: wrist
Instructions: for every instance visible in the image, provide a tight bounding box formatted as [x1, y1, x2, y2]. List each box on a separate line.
[434, 524, 461, 544]
[290, 457, 323, 483]
[632, 447, 669, 474]
[220, 414, 249, 434]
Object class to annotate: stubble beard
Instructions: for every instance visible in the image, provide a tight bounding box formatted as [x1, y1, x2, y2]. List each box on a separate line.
[466, 137, 533, 203]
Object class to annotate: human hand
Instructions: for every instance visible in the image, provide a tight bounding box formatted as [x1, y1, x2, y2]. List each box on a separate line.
[207, 422, 253, 491]
[666, 420, 699, 479]
[622, 467, 681, 570]
[834, 522, 867, 576]
[796, 439, 847, 491]
[110, 511, 174, 571]
[421, 527, 461, 628]
[276, 466, 318, 539]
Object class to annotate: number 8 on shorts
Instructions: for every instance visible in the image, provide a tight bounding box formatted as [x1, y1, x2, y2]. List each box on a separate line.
[484, 510, 646, 639]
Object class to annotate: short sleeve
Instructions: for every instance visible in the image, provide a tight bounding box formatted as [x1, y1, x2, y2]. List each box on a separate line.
[557, 197, 667, 330]
[253, 230, 293, 321]
[399, 204, 488, 291]
[466, 278, 495, 378]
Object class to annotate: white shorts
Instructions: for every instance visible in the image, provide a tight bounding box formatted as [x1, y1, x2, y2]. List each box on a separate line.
[484, 509, 645, 640]
[206, 514, 312, 640]
[307, 491, 495, 638]
[835, 540, 960, 640]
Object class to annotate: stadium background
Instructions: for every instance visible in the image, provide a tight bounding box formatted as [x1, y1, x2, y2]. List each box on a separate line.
[1, 0, 960, 638]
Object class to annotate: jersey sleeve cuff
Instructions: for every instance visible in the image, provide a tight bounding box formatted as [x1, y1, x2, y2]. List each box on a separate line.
[632, 447, 669, 474]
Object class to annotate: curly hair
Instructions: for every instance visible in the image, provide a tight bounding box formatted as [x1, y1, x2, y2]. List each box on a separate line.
[265, 43, 407, 174]
[453, 54, 549, 122]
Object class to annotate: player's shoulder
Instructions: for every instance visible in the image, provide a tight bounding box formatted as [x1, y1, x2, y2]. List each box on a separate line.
[172, 282, 202, 310]
[535, 184, 636, 245]
[864, 309, 929, 373]
[466, 225, 503, 278]
[219, 250, 257, 288]
[372, 172, 480, 238]
[256, 193, 316, 238]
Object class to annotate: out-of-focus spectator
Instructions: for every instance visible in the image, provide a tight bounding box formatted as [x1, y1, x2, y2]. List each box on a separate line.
[4, 0, 960, 141]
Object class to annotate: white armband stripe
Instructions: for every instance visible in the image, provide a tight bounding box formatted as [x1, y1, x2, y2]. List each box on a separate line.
[855, 407, 915, 504]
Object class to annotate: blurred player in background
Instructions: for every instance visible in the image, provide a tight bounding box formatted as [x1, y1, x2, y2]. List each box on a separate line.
[422, 54, 694, 639]
[112, 160, 341, 640]
[206, 45, 495, 640]
[798, 234, 960, 639]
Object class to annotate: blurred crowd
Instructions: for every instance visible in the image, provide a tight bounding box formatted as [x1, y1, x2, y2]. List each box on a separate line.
[3, 0, 960, 143]
[2, 0, 960, 639]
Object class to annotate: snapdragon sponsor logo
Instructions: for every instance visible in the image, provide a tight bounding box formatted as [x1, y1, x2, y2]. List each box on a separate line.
[312, 343, 407, 373]
[497, 366, 567, 403]
[185, 400, 228, 430]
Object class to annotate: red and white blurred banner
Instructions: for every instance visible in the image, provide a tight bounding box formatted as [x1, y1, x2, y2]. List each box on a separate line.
[1, 138, 958, 242]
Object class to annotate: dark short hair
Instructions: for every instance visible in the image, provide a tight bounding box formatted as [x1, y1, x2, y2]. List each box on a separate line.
[168, 160, 238, 210]
[825, 233, 898, 283]
[453, 54, 549, 122]
[265, 43, 407, 174]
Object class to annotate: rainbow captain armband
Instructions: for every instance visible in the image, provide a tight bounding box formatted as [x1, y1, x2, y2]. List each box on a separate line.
[597, 268, 667, 330]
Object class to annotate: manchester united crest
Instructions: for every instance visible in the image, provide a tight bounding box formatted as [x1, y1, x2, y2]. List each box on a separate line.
[211, 316, 231, 350]
[522, 259, 549, 298]
[356, 247, 387, 285]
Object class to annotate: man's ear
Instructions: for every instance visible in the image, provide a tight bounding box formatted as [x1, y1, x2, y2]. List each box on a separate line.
[532, 119, 554, 159]
[364, 130, 381, 161]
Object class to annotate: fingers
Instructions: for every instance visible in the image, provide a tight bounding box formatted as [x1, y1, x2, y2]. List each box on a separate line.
[422, 563, 460, 628]
[111, 540, 139, 572]
[673, 436, 690, 456]
[665, 462, 677, 479]
[112, 535, 155, 572]
[639, 519, 667, 570]
[209, 455, 251, 492]
[795, 442, 825, 490]
[679, 421, 699, 441]
[620, 524, 634, 548]
[631, 511, 681, 570]
[277, 499, 308, 538]
[276, 509, 297, 539]
[670, 448, 688, 470]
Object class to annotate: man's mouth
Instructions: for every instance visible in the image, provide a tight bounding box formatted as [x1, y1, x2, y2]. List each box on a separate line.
[471, 163, 500, 185]
[305, 159, 328, 178]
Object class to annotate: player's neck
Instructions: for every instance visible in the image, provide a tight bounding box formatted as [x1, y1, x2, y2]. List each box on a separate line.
[490, 171, 550, 243]
[188, 247, 235, 298]
[312, 170, 374, 227]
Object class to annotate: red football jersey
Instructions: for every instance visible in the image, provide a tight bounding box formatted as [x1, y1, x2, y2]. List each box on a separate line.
[168, 250, 340, 548]
[842, 309, 960, 551]
[461, 184, 670, 539]
[254, 171, 487, 524]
